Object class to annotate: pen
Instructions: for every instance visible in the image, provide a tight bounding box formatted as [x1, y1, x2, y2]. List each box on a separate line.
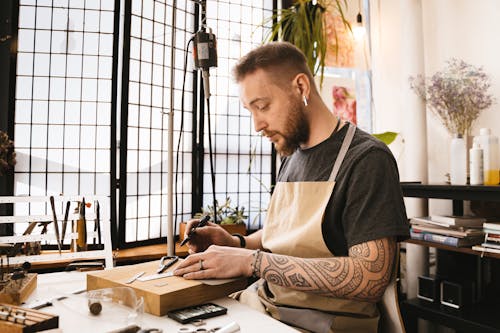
[179, 215, 211, 246]
[28, 294, 72, 310]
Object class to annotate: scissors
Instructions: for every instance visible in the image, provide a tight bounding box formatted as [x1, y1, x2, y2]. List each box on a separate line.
[157, 255, 179, 273]
[177, 328, 216, 333]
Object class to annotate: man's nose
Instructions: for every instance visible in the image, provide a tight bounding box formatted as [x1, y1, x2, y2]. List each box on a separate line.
[253, 115, 266, 133]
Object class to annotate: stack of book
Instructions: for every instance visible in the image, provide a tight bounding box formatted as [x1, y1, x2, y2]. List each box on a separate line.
[409, 215, 486, 247]
[472, 222, 500, 254]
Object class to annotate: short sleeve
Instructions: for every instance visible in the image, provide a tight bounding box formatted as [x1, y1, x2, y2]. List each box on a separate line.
[341, 148, 409, 248]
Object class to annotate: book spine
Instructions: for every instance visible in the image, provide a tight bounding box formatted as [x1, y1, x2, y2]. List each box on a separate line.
[473, 245, 500, 254]
[486, 237, 500, 243]
[410, 230, 424, 240]
[483, 226, 500, 233]
[423, 233, 459, 246]
[481, 242, 500, 250]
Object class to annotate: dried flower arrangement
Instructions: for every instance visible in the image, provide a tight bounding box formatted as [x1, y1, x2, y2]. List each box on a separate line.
[0, 130, 16, 175]
[409, 59, 495, 136]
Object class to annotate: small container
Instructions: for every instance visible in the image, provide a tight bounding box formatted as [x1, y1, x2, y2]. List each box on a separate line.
[469, 142, 483, 185]
[475, 128, 499, 185]
[450, 134, 467, 185]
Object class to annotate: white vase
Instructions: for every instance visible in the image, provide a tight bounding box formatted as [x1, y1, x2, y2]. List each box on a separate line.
[450, 134, 467, 185]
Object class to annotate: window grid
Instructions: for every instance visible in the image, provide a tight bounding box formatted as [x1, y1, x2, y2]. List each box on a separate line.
[122, 0, 195, 245]
[14, 1, 114, 226]
[12, 1, 275, 247]
[204, 1, 273, 229]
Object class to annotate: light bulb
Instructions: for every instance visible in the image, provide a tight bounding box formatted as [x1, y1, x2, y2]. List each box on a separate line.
[352, 12, 365, 40]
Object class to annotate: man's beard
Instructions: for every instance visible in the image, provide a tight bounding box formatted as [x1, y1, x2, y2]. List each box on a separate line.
[275, 98, 309, 156]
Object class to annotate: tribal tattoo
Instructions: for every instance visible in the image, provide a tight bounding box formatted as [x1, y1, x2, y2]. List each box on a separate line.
[254, 237, 396, 302]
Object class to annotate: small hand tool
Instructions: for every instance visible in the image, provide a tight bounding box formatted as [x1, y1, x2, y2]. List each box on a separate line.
[157, 255, 179, 274]
[49, 196, 62, 254]
[138, 271, 175, 282]
[180, 215, 211, 246]
[94, 200, 102, 245]
[125, 271, 145, 284]
[61, 200, 70, 245]
[76, 197, 87, 251]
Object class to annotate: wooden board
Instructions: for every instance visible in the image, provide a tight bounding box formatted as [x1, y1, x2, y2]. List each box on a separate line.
[86, 260, 247, 316]
[0, 274, 37, 305]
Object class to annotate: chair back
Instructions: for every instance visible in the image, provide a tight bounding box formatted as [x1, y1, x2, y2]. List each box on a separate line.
[378, 244, 406, 333]
[0, 195, 113, 269]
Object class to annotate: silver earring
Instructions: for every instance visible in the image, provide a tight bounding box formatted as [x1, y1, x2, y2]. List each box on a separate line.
[303, 96, 308, 106]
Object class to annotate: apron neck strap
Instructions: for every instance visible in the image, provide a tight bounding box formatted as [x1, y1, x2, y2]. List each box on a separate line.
[329, 123, 356, 182]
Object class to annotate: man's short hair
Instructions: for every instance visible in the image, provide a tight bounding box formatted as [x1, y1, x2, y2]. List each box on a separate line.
[233, 42, 315, 86]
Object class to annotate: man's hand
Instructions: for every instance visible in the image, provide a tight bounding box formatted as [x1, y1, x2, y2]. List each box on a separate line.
[182, 219, 240, 253]
[173, 245, 254, 279]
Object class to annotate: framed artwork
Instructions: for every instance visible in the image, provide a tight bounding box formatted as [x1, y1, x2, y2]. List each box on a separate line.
[320, 0, 372, 133]
[319, 68, 372, 133]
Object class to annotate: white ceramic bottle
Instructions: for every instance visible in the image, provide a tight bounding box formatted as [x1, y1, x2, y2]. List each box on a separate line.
[469, 142, 483, 185]
[474, 128, 500, 185]
[450, 134, 467, 185]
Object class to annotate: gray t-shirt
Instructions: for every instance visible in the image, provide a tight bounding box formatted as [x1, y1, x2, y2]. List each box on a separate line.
[277, 124, 409, 256]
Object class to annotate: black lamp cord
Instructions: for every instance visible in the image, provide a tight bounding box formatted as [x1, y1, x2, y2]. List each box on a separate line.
[174, 37, 194, 234]
[205, 85, 217, 224]
[175, 34, 218, 230]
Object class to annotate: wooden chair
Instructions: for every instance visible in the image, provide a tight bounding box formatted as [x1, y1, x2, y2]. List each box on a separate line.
[378, 244, 406, 333]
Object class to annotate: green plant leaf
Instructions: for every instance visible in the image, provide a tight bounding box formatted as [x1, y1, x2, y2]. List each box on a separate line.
[197, 197, 247, 225]
[372, 132, 398, 145]
[263, 1, 349, 88]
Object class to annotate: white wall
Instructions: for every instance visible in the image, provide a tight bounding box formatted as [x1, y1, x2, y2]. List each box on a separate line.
[371, 0, 500, 186]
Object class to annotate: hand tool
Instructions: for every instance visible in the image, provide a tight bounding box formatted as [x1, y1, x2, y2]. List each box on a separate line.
[49, 196, 62, 254]
[180, 215, 210, 246]
[61, 200, 70, 245]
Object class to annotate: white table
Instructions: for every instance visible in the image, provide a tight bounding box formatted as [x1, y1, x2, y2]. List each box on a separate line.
[24, 271, 299, 333]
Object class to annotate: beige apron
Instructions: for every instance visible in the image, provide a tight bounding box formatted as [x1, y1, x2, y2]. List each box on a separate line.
[235, 124, 379, 333]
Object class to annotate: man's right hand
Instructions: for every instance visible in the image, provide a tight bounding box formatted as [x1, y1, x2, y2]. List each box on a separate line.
[183, 219, 240, 253]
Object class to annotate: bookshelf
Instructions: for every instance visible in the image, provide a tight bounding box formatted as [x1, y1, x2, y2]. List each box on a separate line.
[400, 183, 500, 333]
[406, 238, 500, 260]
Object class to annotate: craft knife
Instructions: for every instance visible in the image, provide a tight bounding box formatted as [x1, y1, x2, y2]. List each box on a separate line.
[125, 271, 145, 284]
[137, 271, 175, 282]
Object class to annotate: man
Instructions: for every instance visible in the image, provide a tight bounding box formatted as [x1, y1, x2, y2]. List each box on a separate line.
[174, 42, 409, 332]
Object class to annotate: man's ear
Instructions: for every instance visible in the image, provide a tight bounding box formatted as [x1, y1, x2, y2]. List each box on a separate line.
[292, 73, 311, 99]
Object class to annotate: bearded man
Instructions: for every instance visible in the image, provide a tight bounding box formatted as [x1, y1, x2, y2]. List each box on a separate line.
[174, 42, 409, 333]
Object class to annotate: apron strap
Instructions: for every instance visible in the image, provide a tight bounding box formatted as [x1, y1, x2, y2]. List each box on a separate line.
[328, 123, 356, 182]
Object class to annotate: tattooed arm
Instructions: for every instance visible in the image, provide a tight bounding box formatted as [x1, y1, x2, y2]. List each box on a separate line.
[254, 237, 396, 302]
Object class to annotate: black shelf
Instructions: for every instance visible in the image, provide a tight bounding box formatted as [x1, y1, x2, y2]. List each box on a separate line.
[401, 183, 500, 332]
[401, 298, 500, 333]
[401, 183, 500, 202]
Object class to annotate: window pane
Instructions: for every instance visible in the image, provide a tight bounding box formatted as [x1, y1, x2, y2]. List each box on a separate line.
[14, 2, 115, 238]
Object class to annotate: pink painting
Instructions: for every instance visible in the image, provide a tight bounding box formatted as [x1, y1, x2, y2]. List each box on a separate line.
[332, 86, 356, 124]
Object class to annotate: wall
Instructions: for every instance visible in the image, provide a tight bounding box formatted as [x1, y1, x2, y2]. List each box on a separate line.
[371, 0, 500, 190]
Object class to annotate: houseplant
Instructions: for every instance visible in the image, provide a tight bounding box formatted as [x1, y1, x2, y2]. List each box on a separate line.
[179, 198, 247, 242]
[0, 130, 16, 236]
[0, 130, 16, 176]
[264, 0, 349, 87]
